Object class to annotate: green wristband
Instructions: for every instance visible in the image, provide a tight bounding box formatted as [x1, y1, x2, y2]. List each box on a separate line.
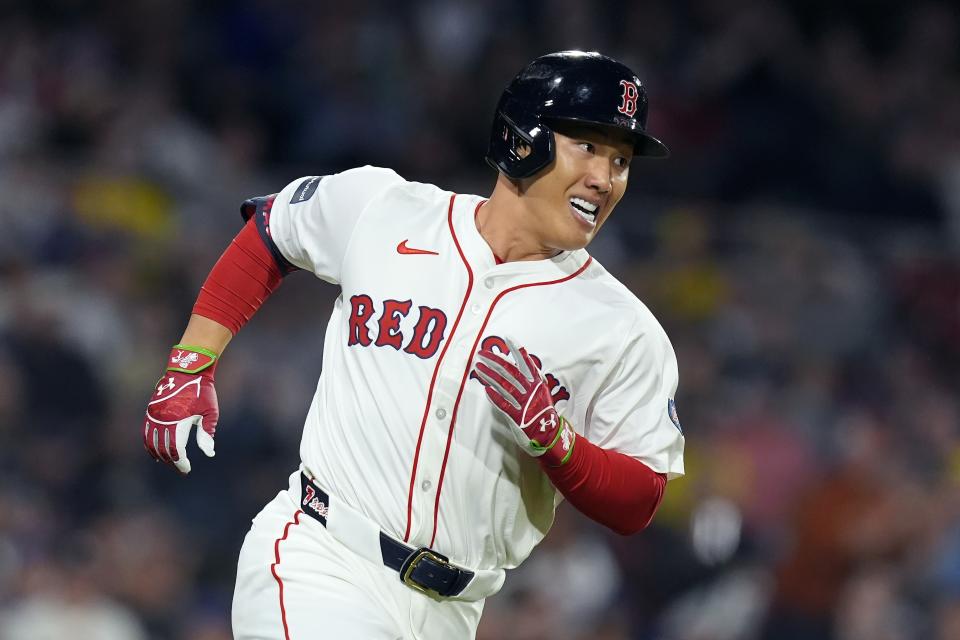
[167, 344, 219, 374]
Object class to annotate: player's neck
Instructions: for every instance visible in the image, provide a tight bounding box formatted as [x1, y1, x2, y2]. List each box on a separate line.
[479, 178, 561, 263]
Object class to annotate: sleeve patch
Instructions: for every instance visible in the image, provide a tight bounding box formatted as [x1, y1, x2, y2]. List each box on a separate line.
[290, 176, 322, 204]
[667, 398, 682, 434]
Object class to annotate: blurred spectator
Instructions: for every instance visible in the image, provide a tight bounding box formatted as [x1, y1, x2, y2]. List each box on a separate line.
[760, 411, 928, 639]
[0, 534, 148, 640]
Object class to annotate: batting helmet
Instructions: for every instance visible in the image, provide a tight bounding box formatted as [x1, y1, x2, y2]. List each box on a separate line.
[486, 50, 669, 179]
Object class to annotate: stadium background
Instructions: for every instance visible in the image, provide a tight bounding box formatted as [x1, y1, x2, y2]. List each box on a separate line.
[1, 1, 958, 638]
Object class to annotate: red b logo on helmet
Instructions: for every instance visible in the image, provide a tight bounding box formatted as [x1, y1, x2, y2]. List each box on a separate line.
[618, 80, 639, 117]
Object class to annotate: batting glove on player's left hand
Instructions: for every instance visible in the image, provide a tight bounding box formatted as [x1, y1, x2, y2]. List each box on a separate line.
[143, 345, 219, 474]
[474, 338, 576, 467]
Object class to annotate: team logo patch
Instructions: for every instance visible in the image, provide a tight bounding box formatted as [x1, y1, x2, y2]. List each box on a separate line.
[667, 398, 682, 434]
[170, 350, 199, 369]
[305, 495, 329, 518]
[290, 176, 322, 204]
[559, 420, 574, 452]
[301, 484, 329, 523]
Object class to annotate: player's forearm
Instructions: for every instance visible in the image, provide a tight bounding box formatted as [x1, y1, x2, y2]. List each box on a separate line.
[541, 436, 666, 535]
[179, 314, 234, 354]
[189, 218, 286, 338]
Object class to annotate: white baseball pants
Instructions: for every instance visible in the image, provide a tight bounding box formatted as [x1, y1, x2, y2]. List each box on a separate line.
[231, 472, 485, 639]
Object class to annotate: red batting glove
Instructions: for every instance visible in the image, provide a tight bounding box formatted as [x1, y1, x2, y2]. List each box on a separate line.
[473, 338, 576, 467]
[143, 345, 220, 474]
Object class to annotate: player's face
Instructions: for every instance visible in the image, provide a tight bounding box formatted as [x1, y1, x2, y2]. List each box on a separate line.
[522, 124, 633, 251]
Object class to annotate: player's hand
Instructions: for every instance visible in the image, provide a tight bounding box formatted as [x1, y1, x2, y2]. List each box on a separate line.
[473, 338, 575, 466]
[143, 345, 220, 474]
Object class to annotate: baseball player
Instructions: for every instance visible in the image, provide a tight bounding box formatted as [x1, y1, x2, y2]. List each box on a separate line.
[143, 51, 685, 639]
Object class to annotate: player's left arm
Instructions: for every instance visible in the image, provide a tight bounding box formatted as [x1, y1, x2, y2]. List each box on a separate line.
[474, 330, 683, 535]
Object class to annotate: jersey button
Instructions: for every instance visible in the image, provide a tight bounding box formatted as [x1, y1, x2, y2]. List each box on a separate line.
[471, 303, 482, 314]
[435, 408, 447, 419]
[484, 277, 495, 289]
[421, 480, 432, 491]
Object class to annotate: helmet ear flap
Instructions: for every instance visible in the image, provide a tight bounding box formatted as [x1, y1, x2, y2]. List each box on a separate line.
[485, 111, 555, 180]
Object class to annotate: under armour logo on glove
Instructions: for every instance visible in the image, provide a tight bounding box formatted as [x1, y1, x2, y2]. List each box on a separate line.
[473, 337, 576, 466]
[540, 415, 557, 432]
[157, 377, 176, 395]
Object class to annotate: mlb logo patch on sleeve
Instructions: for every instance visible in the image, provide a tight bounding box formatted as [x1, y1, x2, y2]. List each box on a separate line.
[667, 398, 682, 434]
[290, 176, 322, 203]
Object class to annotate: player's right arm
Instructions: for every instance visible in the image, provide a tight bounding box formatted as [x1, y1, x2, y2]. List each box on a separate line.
[142, 167, 403, 474]
[142, 204, 286, 474]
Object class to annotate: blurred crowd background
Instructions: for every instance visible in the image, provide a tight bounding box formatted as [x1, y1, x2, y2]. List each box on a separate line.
[1, 0, 959, 638]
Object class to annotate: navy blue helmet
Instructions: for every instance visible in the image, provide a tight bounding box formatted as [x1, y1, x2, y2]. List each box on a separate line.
[486, 51, 669, 179]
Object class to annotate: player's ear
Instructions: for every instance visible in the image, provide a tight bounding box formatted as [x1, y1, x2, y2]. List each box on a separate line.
[510, 163, 552, 196]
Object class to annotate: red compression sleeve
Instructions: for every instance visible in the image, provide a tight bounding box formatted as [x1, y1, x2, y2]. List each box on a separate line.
[192, 219, 284, 335]
[542, 436, 667, 535]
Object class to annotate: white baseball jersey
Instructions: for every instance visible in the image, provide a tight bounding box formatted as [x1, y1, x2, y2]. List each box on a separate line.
[264, 165, 685, 577]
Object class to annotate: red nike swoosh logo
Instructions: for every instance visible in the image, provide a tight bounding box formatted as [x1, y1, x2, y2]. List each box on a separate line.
[397, 240, 439, 256]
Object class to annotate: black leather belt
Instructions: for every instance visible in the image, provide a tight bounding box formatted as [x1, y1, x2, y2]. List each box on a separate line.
[300, 473, 473, 598]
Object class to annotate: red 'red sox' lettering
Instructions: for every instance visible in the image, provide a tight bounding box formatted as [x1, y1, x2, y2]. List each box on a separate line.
[404, 307, 448, 359]
[376, 299, 413, 350]
[348, 295, 448, 359]
[347, 294, 375, 346]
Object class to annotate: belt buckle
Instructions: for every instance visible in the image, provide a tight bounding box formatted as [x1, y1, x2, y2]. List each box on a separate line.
[400, 547, 449, 597]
